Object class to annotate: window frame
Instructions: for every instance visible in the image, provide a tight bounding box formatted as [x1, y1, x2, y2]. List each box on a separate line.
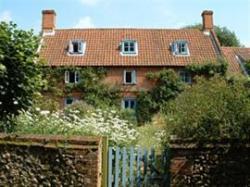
[65, 71, 80, 84]
[64, 97, 74, 106]
[68, 40, 86, 55]
[172, 40, 190, 56]
[123, 70, 136, 85]
[122, 98, 137, 110]
[179, 70, 192, 84]
[121, 40, 138, 56]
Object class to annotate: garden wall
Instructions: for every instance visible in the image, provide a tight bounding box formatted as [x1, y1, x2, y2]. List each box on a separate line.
[169, 139, 250, 187]
[0, 133, 103, 187]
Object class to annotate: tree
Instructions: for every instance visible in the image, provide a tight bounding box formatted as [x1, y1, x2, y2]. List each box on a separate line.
[162, 76, 250, 141]
[183, 24, 241, 47]
[0, 22, 42, 121]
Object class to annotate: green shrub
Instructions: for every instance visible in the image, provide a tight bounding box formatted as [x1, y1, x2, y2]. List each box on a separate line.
[162, 76, 250, 142]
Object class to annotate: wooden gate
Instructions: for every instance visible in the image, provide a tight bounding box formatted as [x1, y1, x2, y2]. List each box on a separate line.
[106, 147, 170, 187]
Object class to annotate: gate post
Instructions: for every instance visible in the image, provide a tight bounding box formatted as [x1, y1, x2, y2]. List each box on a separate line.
[102, 136, 108, 187]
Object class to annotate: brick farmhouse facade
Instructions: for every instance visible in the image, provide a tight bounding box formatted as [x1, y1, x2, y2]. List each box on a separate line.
[39, 10, 250, 108]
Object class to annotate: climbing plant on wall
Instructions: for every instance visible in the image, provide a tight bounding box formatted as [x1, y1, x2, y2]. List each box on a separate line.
[41, 66, 121, 109]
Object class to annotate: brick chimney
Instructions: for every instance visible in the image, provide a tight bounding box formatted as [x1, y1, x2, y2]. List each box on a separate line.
[42, 10, 56, 34]
[201, 10, 213, 31]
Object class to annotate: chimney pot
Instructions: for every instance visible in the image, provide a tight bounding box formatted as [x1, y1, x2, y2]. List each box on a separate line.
[201, 10, 213, 31]
[42, 10, 56, 34]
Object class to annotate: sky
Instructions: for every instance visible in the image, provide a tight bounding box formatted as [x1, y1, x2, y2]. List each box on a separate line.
[0, 0, 249, 47]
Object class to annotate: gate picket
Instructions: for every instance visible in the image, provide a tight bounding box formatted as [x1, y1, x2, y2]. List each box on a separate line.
[129, 147, 135, 187]
[108, 147, 113, 187]
[114, 147, 120, 187]
[122, 147, 127, 187]
[107, 146, 170, 187]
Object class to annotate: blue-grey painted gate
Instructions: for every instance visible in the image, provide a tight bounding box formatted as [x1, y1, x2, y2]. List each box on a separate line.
[108, 147, 170, 187]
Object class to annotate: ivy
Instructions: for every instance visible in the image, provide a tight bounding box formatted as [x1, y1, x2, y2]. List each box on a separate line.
[136, 69, 184, 124]
[41, 66, 121, 108]
[186, 58, 228, 77]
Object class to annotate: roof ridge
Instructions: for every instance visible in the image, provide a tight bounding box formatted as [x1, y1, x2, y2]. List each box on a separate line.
[55, 28, 201, 31]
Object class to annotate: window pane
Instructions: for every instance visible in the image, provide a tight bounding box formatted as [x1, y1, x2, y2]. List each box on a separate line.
[124, 100, 129, 108]
[66, 98, 73, 105]
[130, 47, 135, 52]
[130, 42, 135, 48]
[125, 72, 132, 83]
[75, 72, 79, 82]
[124, 42, 129, 47]
[69, 72, 75, 83]
[73, 42, 79, 53]
[124, 47, 129, 52]
[130, 100, 135, 109]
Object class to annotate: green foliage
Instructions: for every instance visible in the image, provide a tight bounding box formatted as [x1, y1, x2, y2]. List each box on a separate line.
[186, 58, 228, 77]
[183, 24, 241, 47]
[136, 113, 165, 150]
[215, 26, 241, 47]
[162, 76, 250, 142]
[118, 109, 138, 126]
[136, 91, 156, 124]
[42, 66, 121, 108]
[0, 22, 42, 121]
[244, 59, 250, 74]
[136, 69, 184, 124]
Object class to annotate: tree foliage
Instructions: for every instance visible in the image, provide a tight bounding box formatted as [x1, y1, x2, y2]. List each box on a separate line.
[0, 22, 42, 120]
[162, 76, 250, 141]
[183, 24, 241, 47]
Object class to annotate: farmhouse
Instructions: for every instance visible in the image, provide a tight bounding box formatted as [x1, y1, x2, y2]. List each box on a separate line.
[39, 10, 250, 108]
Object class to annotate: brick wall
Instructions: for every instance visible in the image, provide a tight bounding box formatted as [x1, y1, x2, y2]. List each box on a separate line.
[169, 139, 250, 186]
[56, 66, 181, 107]
[0, 134, 103, 187]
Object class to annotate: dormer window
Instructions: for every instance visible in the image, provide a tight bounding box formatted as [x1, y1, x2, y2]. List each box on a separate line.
[171, 40, 189, 56]
[121, 40, 138, 55]
[65, 71, 79, 84]
[68, 40, 86, 55]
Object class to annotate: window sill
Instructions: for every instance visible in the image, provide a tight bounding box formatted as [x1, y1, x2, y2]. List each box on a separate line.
[123, 83, 137, 85]
[173, 53, 190, 57]
[120, 52, 138, 56]
[67, 52, 85, 56]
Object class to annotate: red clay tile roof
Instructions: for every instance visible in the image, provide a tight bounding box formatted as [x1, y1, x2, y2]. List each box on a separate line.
[39, 28, 221, 66]
[221, 47, 250, 74]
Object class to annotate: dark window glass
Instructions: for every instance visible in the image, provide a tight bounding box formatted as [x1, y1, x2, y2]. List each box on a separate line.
[123, 99, 136, 109]
[69, 72, 75, 83]
[124, 100, 129, 108]
[125, 72, 132, 83]
[130, 100, 135, 109]
[73, 42, 79, 53]
[66, 97, 73, 105]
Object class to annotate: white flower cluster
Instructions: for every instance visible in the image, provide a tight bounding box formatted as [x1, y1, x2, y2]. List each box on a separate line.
[15, 108, 138, 146]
